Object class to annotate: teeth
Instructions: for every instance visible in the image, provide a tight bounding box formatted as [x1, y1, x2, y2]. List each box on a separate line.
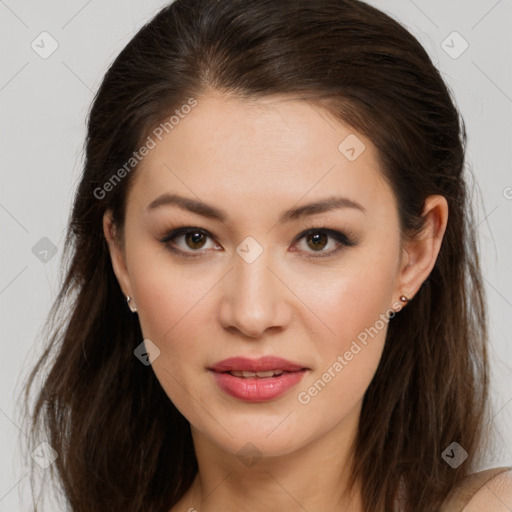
[230, 369, 285, 378]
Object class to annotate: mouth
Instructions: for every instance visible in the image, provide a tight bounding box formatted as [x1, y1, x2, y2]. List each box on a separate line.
[207, 356, 310, 401]
[214, 369, 303, 378]
[208, 366, 309, 402]
[208, 355, 309, 374]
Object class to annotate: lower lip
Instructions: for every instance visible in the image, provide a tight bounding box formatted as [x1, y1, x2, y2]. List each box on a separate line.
[209, 370, 307, 402]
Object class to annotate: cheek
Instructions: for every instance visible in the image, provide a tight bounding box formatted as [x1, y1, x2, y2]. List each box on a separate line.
[296, 247, 397, 351]
[132, 272, 207, 363]
[127, 238, 215, 342]
[123, 245, 207, 378]
[131, 266, 209, 413]
[295, 250, 398, 402]
[293, 281, 393, 434]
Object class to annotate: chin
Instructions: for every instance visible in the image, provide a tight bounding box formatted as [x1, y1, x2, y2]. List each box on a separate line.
[194, 414, 316, 460]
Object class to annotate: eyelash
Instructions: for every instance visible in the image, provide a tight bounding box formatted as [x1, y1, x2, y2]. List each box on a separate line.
[159, 223, 358, 259]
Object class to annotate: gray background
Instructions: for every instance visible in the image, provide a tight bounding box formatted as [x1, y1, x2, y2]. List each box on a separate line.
[1, 0, 511, 510]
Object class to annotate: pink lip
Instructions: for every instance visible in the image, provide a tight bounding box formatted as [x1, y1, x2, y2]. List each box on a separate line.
[208, 356, 310, 402]
[209, 369, 308, 402]
[208, 356, 307, 373]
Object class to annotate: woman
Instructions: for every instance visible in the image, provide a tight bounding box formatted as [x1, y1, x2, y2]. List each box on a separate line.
[21, 0, 512, 511]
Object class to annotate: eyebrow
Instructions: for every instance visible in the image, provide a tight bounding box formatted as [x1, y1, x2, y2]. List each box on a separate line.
[146, 193, 366, 223]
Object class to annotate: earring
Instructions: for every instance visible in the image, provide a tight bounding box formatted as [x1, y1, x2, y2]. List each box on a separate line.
[126, 295, 138, 313]
[399, 295, 409, 304]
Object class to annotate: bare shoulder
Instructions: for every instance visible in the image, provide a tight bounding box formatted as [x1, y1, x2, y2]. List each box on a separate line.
[463, 468, 512, 511]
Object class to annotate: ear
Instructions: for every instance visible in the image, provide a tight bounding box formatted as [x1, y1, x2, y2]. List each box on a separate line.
[394, 195, 449, 304]
[103, 210, 134, 300]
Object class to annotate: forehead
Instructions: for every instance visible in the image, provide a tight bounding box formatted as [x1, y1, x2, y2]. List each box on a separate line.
[128, 92, 396, 222]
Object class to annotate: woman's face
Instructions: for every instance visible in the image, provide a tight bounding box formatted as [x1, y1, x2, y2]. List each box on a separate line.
[105, 92, 427, 459]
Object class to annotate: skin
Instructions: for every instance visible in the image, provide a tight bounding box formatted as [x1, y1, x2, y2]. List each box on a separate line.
[103, 91, 448, 511]
[464, 470, 512, 511]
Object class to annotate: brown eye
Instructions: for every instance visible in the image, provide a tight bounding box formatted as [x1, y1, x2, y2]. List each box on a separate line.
[306, 232, 328, 251]
[184, 231, 207, 250]
[160, 225, 358, 259]
[160, 226, 217, 256]
[293, 227, 358, 258]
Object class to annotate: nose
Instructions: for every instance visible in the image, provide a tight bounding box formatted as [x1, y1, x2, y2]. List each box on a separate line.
[218, 245, 292, 339]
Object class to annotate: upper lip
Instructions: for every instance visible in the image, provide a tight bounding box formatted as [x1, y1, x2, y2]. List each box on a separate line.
[208, 356, 308, 373]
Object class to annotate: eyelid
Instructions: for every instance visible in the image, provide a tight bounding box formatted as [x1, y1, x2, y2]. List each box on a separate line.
[159, 223, 358, 258]
[294, 222, 358, 246]
[159, 225, 218, 256]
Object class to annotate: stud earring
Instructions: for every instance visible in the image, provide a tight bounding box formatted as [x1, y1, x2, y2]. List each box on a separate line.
[399, 295, 409, 304]
[126, 295, 138, 313]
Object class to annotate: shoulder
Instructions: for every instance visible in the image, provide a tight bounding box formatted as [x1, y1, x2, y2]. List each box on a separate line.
[463, 467, 512, 511]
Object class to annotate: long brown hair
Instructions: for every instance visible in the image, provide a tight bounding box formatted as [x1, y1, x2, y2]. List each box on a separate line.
[19, 0, 490, 510]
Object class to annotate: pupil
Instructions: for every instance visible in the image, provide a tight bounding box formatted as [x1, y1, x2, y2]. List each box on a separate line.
[308, 233, 326, 251]
[186, 232, 205, 249]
